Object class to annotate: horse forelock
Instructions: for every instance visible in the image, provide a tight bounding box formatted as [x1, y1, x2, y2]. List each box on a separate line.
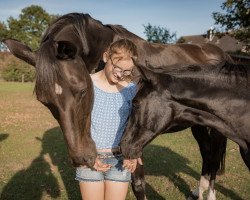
[35, 38, 62, 102]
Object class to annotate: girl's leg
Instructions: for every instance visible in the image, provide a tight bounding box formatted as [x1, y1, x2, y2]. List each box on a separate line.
[79, 181, 105, 200]
[104, 181, 129, 200]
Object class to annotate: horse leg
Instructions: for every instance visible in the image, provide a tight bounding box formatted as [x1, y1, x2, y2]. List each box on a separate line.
[206, 129, 227, 200]
[131, 156, 147, 200]
[188, 125, 211, 200]
[188, 175, 209, 200]
[187, 125, 227, 200]
[239, 141, 250, 170]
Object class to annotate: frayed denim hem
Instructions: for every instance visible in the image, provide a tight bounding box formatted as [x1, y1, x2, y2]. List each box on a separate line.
[75, 178, 131, 183]
[104, 178, 131, 183]
[75, 178, 104, 182]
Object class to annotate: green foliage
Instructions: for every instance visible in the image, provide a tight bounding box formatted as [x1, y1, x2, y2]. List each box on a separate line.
[213, 0, 249, 29]
[143, 23, 176, 44]
[2, 63, 35, 82]
[0, 22, 8, 39]
[0, 5, 59, 50]
[0, 22, 8, 51]
[213, 0, 250, 52]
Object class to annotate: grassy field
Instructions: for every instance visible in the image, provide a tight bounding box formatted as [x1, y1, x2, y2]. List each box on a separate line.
[0, 81, 249, 200]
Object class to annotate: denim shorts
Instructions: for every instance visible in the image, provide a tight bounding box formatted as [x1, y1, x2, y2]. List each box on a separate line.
[75, 152, 131, 182]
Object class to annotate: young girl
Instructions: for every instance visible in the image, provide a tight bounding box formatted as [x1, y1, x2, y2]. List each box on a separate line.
[75, 39, 142, 200]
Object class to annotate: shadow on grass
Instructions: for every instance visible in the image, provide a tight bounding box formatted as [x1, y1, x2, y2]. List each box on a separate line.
[0, 128, 244, 200]
[142, 144, 244, 200]
[0, 127, 80, 200]
[143, 144, 199, 199]
[0, 133, 9, 142]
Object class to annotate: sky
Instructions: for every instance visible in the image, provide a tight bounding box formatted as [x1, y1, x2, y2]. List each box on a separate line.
[0, 0, 225, 39]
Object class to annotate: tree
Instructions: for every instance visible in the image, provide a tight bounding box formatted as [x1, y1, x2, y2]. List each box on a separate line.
[213, 0, 250, 53]
[0, 5, 59, 50]
[0, 22, 8, 51]
[143, 23, 176, 44]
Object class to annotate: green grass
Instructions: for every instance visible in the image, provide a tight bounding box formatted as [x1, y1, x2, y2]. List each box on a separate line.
[0, 81, 249, 200]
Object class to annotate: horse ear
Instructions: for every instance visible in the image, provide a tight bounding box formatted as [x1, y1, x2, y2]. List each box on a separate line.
[56, 41, 77, 60]
[2, 39, 36, 67]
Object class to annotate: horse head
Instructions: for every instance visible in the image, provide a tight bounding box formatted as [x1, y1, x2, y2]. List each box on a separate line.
[3, 14, 100, 167]
[120, 62, 174, 159]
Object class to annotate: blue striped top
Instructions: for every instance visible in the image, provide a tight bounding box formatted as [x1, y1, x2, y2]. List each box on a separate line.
[91, 82, 137, 149]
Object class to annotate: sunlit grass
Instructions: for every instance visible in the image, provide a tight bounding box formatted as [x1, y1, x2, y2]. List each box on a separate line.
[0, 81, 249, 199]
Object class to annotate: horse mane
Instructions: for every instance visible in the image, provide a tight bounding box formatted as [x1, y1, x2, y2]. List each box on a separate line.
[218, 60, 249, 85]
[165, 55, 249, 84]
[136, 52, 249, 96]
[139, 51, 247, 78]
[106, 24, 143, 39]
[106, 24, 125, 33]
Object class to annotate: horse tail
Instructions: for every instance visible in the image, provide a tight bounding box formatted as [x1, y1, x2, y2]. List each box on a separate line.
[191, 125, 227, 176]
[218, 146, 227, 175]
[217, 134, 227, 175]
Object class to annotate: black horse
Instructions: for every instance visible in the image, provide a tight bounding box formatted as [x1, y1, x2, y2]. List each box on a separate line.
[120, 56, 250, 198]
[3, 13, 230, 199]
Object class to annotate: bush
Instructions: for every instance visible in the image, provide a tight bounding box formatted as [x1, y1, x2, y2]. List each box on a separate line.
[2, 63, 35, 82]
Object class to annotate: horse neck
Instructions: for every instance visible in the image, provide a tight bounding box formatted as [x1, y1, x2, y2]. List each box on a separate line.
[165, 64, 249, 115]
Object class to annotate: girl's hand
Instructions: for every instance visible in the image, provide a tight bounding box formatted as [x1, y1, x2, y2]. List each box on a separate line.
[93, 158, 111, 172]
[123, 157, 143, 173]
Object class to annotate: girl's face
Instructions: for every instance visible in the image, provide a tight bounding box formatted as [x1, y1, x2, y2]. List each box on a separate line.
[103, 52, 134, 84]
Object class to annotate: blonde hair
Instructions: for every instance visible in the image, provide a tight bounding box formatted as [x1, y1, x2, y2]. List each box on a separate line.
[108, 39, 138, 61]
